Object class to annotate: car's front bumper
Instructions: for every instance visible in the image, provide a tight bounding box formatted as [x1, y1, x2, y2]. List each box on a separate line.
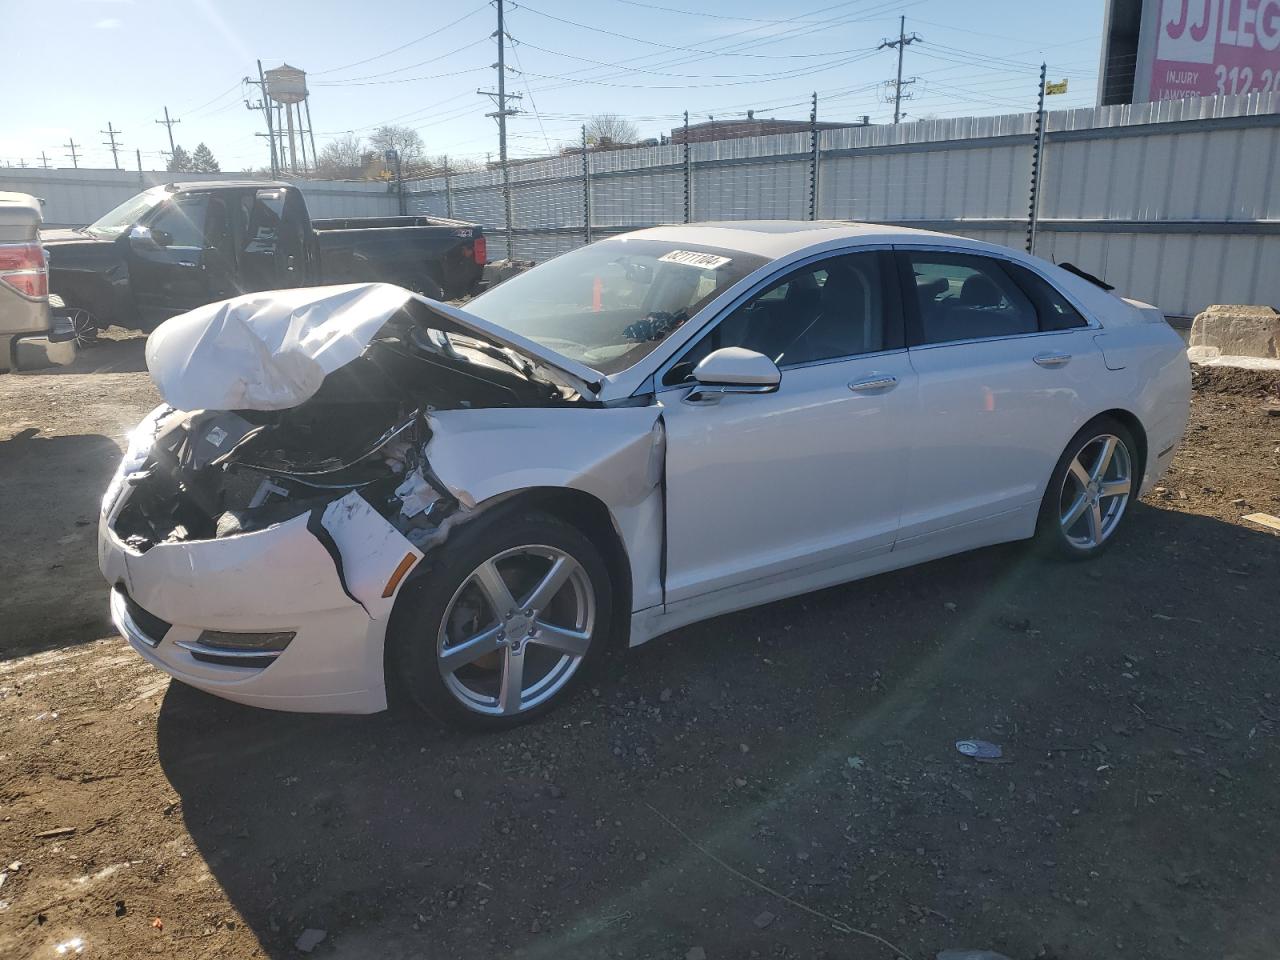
[99, 487, 408, 715]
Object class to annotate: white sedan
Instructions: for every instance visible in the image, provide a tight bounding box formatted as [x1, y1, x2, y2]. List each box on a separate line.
[99, 222, 1190, 728]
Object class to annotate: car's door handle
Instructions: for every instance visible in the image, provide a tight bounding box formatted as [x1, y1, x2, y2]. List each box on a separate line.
[848, 374, 898, 392]
[1033, 352, 1072, 367]
[177, 260, 197, 268]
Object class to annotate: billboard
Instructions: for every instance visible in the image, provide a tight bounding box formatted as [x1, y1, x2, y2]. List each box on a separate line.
[1148, 0, 1280, 98]
[1099, 0, 1280, 104]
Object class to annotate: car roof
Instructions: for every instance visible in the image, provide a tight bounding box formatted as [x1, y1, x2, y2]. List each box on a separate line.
[623, 220, 962, 259]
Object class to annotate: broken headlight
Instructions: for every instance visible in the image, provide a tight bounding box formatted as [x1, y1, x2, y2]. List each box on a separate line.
[103, 404, 173, 516]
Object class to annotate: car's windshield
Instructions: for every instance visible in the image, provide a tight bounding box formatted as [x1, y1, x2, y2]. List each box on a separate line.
[83, 186, 168, 239]
[464, 237, 767, 375]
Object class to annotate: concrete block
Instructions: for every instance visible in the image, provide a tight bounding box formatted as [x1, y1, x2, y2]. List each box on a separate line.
[1189, 305, 1280, 359]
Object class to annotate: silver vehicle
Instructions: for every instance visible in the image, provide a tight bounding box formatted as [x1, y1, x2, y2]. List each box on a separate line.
[0, 191, 76, 372]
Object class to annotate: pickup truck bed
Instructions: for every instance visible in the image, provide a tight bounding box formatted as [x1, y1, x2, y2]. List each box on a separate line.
[311, 214, 486, 300]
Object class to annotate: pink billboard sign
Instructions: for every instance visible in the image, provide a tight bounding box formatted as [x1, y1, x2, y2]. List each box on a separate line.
[1149, 0, 1280, 99]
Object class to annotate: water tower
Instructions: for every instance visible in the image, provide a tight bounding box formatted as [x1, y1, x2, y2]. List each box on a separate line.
[264, 63, 316, 175]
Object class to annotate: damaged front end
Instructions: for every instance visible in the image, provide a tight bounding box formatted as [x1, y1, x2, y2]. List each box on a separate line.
[98, 284, 616, 713]
[108, 290, 590, 561]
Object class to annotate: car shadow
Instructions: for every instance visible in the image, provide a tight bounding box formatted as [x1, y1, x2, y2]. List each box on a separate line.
[155, 503, 1280, 959]
[0, 428, 122, 659]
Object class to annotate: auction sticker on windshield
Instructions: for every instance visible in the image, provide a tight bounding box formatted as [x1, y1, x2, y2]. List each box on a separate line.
[658, 250, 732, 270]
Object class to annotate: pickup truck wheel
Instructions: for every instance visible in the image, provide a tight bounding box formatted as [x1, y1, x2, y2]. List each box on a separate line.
[389, 511, 612, 731]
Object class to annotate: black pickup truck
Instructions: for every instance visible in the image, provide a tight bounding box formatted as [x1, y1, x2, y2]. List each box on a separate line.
[43, 181, 487, 331]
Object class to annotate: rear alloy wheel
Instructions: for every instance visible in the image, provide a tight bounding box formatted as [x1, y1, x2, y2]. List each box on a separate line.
[391, 512, 611, 730]
[1038, 418, 1137, 559]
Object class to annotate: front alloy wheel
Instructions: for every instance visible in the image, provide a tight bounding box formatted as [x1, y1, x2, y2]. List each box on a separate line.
[439, 545, 595, 717]
[390, 511, 611, 730]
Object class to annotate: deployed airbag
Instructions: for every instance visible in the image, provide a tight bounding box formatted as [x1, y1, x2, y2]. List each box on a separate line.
[146, 283, 416, 411]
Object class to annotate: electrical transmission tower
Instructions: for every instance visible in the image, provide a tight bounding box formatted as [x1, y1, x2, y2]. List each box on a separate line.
[879, 16, 922, 124]
[478, 0, 522, 260]
[101, 123, 123, 170]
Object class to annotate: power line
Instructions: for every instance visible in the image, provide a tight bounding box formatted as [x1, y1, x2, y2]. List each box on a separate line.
[516, 0, 890, 60]
[309, 37, 491, 85]
[507, 34, 552, 156]
[312, 2, 489, 77]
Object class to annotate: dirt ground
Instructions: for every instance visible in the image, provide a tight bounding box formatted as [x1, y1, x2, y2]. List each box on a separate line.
[1, 336, 1278, 960]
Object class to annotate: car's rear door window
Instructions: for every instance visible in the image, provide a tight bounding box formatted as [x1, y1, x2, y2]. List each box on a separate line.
[905, 251, 1038, 345]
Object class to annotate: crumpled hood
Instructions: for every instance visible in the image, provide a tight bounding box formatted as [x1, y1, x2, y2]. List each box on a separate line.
[146, 282, 602, 412]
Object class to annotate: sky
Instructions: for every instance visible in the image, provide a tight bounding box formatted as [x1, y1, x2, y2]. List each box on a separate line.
[5, 0, 1105, 172]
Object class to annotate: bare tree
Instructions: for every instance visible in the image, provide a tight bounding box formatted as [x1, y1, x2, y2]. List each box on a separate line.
[369, 125, 425, 169]
[315, 133, 370, 179]
[584, 114, 639, 146]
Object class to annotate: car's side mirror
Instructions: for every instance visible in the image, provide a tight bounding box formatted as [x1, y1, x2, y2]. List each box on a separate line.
[685, 347, 780, 404]
[128, 224, 171, 248]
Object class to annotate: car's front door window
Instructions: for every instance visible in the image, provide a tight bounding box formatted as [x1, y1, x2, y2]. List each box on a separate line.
[147, 195, 208, 251]
[664, 251, 896, 385]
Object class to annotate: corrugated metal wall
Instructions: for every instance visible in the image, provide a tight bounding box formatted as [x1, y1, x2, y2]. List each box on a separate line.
[0, 169, 399, 227]
[407, 92, 1280, 318]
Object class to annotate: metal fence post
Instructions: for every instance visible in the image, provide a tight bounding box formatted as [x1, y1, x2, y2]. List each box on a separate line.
[1026, 63, 1047, 254]
[582, 125, 592, 244]
[809, 91, 819, 221]
[444, 160, 454, 219]
[683, 110, 691, 223]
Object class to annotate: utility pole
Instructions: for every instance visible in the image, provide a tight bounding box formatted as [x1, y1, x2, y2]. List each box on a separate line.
[39, 151, 50, 170]
[17, 159, 27, 168]
[879, 16, 922, 124]
[64, 138, 80, 169]
[155, 106, 180, 159]
[478, 0, 522, 260]
[1027, 63, 1048, 255]
[246, 61, 279, 178]
[101, 123, 123, 170]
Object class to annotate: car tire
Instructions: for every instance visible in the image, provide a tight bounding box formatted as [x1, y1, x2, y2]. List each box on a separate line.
[1036, 416, 1139, 560]
[388, 509, 612, 731]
